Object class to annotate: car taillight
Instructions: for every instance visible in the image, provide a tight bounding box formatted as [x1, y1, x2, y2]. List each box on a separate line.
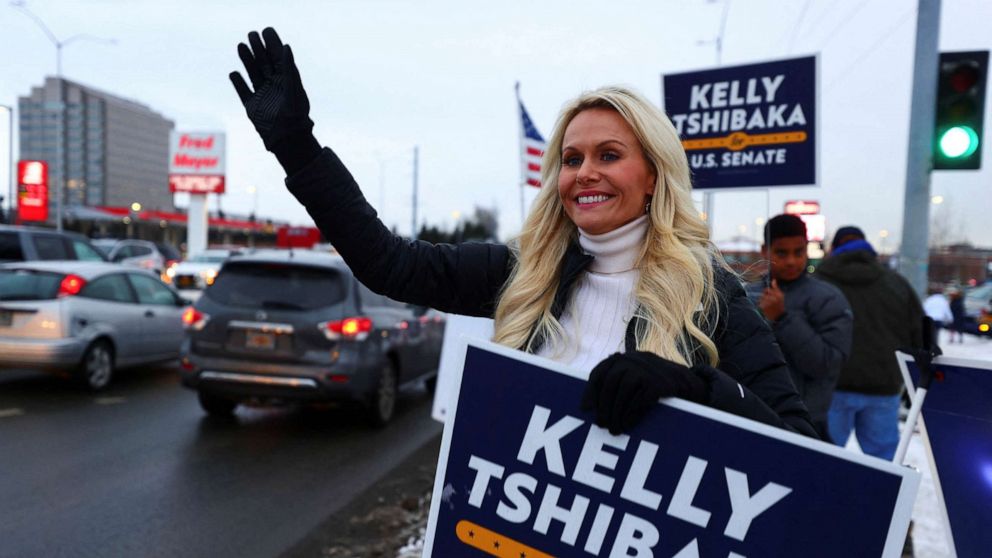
[319, 316, 372, 341]
[182, 306, 209, 330]
[58, 274, 87, 297]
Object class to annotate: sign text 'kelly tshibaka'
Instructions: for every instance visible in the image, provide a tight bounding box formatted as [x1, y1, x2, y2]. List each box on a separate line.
[424, 340, 917, 558]
[663, 56, 817, 190]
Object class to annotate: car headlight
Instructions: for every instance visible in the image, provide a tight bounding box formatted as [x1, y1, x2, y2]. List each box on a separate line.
[201, 269, 218, 285]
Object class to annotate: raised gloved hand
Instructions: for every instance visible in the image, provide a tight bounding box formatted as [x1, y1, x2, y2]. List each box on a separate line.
[581, 351, 708, 435]
[230, 27, 320, 173]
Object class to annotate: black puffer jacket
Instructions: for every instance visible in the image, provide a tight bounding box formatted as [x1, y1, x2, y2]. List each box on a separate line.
[286, 148, 817, 438]
[816, 249, 923, 395]
[746, 274, 853, 430]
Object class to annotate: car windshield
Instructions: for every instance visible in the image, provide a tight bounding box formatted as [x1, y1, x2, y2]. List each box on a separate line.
[155, 243, 182, 261]
[206, 263, 346, 310]
[91, 239, 119, 257]
[0, 269, 63, 300]
[966, 284, 992, 305]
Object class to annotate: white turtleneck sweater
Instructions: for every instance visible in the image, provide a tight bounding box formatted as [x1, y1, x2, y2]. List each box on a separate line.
[537, 215, 648, 373]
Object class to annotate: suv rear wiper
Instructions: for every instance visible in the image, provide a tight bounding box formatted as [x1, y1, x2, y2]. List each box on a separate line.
[260, 300, 306, 311]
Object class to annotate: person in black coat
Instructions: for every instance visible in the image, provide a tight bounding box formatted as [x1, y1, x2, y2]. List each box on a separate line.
[228, 28, 817, 438]
[948, 289, 966, 343]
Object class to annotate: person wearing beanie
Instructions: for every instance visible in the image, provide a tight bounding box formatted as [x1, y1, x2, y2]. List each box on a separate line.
[816, 226, 924, 459]
[747, 215, 853, 441]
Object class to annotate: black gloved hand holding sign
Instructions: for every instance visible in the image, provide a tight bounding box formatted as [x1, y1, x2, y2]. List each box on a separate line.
[230, 27, 321, 174]
[581, 351, 708, 435]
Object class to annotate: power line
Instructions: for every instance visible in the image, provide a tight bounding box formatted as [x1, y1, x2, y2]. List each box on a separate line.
[811, 0, 874, 53]
[786, 0, 813, 54]
[824, 8, 914, 93]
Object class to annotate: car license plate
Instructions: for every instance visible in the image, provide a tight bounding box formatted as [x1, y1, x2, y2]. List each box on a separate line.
[176, 276, 196, 289]
[245, 331, 276, 350]
[0, 311, 11, 327]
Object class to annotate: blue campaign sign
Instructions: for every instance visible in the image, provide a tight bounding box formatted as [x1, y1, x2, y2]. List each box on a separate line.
[662, 56, 818, 190]
[424, 339, 918, 558]
[899, 353, 992, 558]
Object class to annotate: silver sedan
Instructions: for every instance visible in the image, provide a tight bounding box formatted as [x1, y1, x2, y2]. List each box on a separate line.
[0, 261, 187, 390]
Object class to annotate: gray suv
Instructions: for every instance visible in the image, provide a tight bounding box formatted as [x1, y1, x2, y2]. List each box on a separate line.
[178, 250, 444, 425]
[0, 225, 107, 263]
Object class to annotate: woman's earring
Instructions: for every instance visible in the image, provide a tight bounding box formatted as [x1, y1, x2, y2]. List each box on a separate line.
[645, 197, 652, 214]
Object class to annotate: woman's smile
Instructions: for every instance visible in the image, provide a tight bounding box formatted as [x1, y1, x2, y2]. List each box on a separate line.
[558, 108, 656, 235]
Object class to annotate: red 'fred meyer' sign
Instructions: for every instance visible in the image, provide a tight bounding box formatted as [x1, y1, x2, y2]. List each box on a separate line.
[169, 131, 225, 194]
[17, 160, 49, 222]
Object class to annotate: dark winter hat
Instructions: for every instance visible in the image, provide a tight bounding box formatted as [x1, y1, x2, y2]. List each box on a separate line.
[763, 214, 807, 245]
[831, 225, 866, 249]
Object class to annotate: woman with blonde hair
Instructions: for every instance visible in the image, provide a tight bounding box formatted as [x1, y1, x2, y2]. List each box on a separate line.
[230, 28, 816, 437]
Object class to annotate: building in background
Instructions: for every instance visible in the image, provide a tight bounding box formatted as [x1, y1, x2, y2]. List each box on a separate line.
[18, 76, 174, 218]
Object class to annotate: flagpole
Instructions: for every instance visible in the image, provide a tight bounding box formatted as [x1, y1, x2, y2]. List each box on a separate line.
[516, 81, 525, 227]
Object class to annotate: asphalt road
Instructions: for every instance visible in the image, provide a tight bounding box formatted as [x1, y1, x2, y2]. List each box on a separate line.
[0, 363, 442, 558]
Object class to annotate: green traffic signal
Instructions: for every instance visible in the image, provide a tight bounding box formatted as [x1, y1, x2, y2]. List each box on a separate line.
[934, 51, 988, 170]
[938, 126, 980, 158]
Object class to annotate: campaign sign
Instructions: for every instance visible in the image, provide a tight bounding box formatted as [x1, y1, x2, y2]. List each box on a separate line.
[899, 353, 992, 558]
[424, 339, 918, 558]
[431, 315, 495, 423]
[662, 56, 818, 190]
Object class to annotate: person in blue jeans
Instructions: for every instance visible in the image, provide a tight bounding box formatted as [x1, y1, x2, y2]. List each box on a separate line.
[816, 226, 924, 460]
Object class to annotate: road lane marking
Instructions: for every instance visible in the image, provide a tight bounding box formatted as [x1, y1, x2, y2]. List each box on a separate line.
[94, 397, 127, 405]
[0, 408, 25, 418]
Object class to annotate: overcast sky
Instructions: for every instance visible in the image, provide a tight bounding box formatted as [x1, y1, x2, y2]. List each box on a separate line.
[2, 0, 991, 249]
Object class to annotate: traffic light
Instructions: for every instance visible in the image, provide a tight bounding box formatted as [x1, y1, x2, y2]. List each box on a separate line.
[934, 51, 988, 170]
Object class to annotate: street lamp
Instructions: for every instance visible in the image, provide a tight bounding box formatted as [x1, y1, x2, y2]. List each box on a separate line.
[11, 1, 117, 78]
[12, 0, 116, 232]
[0, 104, 12, 224]
[879, 229, 890, 255]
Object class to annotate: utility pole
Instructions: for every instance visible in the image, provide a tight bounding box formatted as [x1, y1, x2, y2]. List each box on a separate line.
[898, 0, 941, 297]
[699, 0, 731, 232]
[411, 146, 419, 240]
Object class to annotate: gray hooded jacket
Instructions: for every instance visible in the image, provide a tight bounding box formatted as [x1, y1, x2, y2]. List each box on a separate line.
[747, 274, 853, 425]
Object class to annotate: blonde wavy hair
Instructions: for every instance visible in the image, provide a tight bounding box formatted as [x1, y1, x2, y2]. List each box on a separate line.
[492, 86, 726, 366]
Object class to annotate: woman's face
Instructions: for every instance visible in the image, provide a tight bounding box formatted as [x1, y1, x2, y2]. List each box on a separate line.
[558, 108, 656, 235]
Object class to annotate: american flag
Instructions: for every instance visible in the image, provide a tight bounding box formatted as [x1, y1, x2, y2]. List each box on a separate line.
[517, 86, 546, 188]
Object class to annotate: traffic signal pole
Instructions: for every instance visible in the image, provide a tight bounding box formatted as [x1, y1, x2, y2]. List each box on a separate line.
[898, 0, 941, 297]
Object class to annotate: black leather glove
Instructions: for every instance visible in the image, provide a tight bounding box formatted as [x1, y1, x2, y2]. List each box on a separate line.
[581, 351, 708, 435]
[230, 27, 320, 174]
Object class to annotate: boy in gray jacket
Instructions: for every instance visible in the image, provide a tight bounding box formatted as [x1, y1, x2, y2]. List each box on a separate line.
[748, 215, 853, 440]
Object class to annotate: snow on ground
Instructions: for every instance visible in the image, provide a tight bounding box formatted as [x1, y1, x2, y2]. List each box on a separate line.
[845, 333, 991, 558]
